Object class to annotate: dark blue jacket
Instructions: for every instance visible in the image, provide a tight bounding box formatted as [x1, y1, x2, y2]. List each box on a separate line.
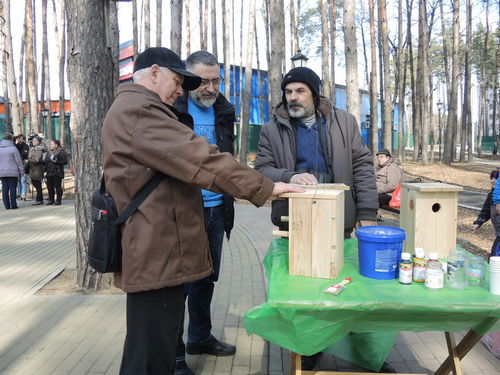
[175, 93, 236, 239]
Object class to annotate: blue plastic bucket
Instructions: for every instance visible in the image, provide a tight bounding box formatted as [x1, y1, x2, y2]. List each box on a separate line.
[355, 226, 406, 280]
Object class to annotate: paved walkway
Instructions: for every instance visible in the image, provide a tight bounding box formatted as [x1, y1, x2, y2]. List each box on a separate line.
[0, 200, 499, 375]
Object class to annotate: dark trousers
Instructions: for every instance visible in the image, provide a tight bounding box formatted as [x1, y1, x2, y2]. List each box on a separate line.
[119, 285, 185, 375]
[31, 179, 43, 202]
[378, 193, 391, 207]
[46, 176, 63, 203]
[1, 177, 18, 209]
[176, 205, 225, 360]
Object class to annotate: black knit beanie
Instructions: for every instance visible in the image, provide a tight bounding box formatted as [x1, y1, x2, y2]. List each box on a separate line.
[281, 67, 321, 99]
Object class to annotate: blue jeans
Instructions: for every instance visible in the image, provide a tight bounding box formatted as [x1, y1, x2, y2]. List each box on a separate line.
[177, 204, 225, 360]
[1, 177, 19, 209]
[18, 175, 28, 196]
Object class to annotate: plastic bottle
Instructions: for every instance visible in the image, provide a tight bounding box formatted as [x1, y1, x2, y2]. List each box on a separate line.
[413, 248, 426, 283]
[425, 253, 444, 290]
[467, 255, 485, 287]
[447, 248, 469, 290]
[399, 252, 413, 285]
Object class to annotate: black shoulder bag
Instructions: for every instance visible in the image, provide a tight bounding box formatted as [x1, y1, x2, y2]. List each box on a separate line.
[87, 173, 165, 273]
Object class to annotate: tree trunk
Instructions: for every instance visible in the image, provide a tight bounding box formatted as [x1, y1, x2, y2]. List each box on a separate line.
[238, 0, 244, 110]
[156, 0, 162, 46]
[269, 0, 284, 110]
[264, 0, 272, 116]
[144, 0, 150, 48]
[343, 0, 359, 123]
[329, 0, 337, 104]
[443, 0, 459, 165]
[417, 0, 429, 165]
[368, 0, 378, 156]
[254, 15, 264, 125]
[170, 0, 182, 55]
[66, 0, 116, 290]
[199, 0, 204, 50]
[239, 0, 256, 165]
[290, 0, 298, 58]
[25, 0, 39, 133]
[2, 0, 23, 135]
[42, 0, 53, 140]
[203, 0, 209, 50]
[478, 0, 490, 157]
[379, 0, 392, 150]
[460, 0, 472, 162]
[19, 17, 26, 131]
[211, 0, 217, 58]
[360, 7, 369, 90]
[320, 0, 330, 97]
[491, 4, 499, 155]
[52, 0, 67, 146]
[396, 0, 405, 159]
[185, 0, 191, 55]
[132, 0, 138, 59]
[222, 0, 230, 100]
[232, 0, 237, 106]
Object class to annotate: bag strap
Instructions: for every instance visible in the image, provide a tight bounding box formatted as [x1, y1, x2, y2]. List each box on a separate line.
[101, 173, 165, 225]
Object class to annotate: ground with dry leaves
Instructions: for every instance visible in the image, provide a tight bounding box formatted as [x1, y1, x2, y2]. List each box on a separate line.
[380, 159, 498, 260]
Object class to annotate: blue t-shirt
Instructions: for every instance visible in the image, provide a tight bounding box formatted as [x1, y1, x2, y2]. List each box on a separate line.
[188, 97, 224, 208]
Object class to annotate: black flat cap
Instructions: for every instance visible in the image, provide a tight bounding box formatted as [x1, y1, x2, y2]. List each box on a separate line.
[134, 47, 201, 91]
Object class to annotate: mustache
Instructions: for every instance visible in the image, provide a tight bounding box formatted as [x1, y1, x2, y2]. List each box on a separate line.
[287, 101, 304, 109]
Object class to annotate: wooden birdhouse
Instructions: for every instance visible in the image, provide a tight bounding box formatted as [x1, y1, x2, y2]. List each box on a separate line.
[277, 184, 348, 279]
[400, 183, 463, 258]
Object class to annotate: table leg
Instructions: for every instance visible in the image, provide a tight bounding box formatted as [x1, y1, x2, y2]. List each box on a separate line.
[434, 330, 482, 375]
[290, 352, 302, 375]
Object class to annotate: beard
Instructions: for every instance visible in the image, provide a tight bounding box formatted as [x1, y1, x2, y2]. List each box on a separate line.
[190, 90, 218, 108]
[287, 101, 314, 118]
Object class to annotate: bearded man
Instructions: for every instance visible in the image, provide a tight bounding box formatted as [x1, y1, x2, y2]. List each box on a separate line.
[254, 67, 397, 373]
[173, 50, 237, 375]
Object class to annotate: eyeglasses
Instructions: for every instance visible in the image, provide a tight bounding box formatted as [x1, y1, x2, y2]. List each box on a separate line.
[199, 78, 221, 87]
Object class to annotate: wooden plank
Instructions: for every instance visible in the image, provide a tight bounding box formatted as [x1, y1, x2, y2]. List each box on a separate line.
[291, 353, 426, 375]
[444, 332, 462, 375]
[332, 193, 345, 278]
[400, 188, 416, 253]
[311, 199, 332, 278]
[434, 330, 483, 375]
[401, 182, 463, 192]
[289, 198, 312, 277]
[281, 189, 345, 199]
[272, 230, 289, 237]
[296, 183, 350, 190]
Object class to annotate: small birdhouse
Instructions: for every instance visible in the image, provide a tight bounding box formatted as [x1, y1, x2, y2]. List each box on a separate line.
[400, 183, 463, 258]
[278, 184, 348, 279]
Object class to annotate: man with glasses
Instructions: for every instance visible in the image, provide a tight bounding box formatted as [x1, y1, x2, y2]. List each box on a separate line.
[174, 51, 236, 375]
[102, 47, 303, 375]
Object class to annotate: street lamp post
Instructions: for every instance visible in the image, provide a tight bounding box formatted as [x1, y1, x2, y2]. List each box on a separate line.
[291, 49, 309, 68]
[41, 107, 49, 137]
[437, 100, 443, 160]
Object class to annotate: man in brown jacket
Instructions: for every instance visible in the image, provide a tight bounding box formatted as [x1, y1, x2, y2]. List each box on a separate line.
[102, 47, 302, 375]
[375, 148, 404, 207]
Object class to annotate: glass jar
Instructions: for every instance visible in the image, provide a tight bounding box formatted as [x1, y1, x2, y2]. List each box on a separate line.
[425, 259, 444, 290]
[467, 255, 486, 287]
[447, 249, 469, 290]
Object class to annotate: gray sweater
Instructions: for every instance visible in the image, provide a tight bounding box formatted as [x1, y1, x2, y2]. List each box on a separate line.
[0, 139, 24, 178]
[255, 97, 378, 235]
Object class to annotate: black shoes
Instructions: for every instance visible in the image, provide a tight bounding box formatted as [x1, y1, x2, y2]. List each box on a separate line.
[54, 201, 61, 206]
[46, 201, 54, 205]
[376, 361, 396, 373]
[301, 352, 321, 370]
[186, 337, 236, 356]
[174, 361, 195, 375]
[300, 353, 395, 373]
[32, 201, 43, 206]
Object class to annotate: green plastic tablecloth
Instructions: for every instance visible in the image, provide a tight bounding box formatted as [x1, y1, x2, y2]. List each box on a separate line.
[244, 238, 500, 370]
